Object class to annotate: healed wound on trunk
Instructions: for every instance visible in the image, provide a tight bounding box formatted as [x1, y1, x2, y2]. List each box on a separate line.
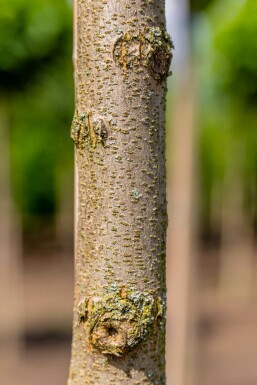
[113, 27, 173, 80]
[77, 285, 165, 357]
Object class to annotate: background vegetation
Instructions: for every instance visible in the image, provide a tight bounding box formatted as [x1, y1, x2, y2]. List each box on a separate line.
[0, 0, 73, 234]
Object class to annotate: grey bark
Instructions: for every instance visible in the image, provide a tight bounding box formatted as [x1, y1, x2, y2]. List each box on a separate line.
[68, 1, 173, 384]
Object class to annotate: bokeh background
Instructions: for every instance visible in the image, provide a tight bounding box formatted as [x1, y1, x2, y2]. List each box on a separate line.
[0, 0, 256, 384]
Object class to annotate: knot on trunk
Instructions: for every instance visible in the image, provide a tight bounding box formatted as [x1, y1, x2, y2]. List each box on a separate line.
[71, 111, 108, 149]
[113, 27, 174, 81]
[78, 285, 165, 356]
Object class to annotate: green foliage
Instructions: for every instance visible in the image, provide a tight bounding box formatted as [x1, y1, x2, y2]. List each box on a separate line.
[0, 0, 73, 231]
[0, 0, 72, 90]
[196, 0, 257, 231]
[10, 55, 73, 218]
[191, 0, 214, 12]
[214, 0, 257, 104]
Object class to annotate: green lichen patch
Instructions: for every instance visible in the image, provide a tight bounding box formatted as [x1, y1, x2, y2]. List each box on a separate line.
[78, 285, 164, 357]
[156, 296, 165, 326]
[71, 112, 89, 149]
[71, 111, 108, 149]
[113, 27, 174, 81]
[77, 297, 89, 323]
[131, 188, 143, 201]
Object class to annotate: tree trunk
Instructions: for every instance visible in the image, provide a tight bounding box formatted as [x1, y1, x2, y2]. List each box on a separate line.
[166, 1, 198, 384]
[0, 100, 24, 381]
[68, 1, 173, 384]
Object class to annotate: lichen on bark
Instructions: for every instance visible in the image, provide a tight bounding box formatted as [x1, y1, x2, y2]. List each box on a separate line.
[77, 285, 165, 357]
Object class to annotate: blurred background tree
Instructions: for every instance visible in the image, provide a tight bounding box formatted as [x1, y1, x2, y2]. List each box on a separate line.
[0, 3, 74, 385]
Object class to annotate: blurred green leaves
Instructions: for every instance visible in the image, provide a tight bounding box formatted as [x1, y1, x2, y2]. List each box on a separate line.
[0, 0, 73, 232]
[214, 0, 257, 104]
[0, 0, 72, 90]
[196, 0, 257, 232]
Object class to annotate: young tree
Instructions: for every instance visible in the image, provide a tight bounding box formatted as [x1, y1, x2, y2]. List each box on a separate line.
[68, 1, 173, 384]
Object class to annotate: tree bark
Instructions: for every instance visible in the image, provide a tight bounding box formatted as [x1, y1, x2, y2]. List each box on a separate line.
[68, 1, 173, 384]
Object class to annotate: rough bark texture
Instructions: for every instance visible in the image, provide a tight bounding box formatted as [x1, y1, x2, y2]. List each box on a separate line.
[68, 1, 173, 384]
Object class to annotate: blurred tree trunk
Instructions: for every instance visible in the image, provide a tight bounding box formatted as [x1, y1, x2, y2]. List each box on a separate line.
[0, 100, 24, 380]
[166, 1, 197, 385]
[219, 161, 254, 300]
[67, 1, 173, 384]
